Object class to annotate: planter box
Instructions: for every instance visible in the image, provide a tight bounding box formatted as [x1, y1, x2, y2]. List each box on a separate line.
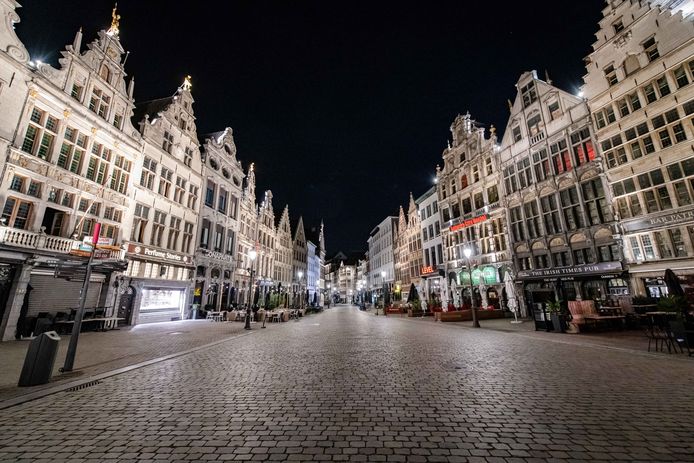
[435, 309, 505, 322]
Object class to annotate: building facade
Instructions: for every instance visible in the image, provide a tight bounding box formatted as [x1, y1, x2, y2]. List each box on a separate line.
[256, 190, 276, 305]
[367, 216, 397, 303]
[499, 71, 621, 317]
[273, 205, 293, 305]
[195, 128, 244, 311]
[416, 186, 444, 305]
[437, 113, 509, 310]
[292, 216, 308, 306]
[583, 0, 694, 298]
[0, 11, 134, 340]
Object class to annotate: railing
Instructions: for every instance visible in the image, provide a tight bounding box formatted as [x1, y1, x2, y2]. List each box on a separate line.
[529, 131, 545, 145]
[1, 227, 82, 255]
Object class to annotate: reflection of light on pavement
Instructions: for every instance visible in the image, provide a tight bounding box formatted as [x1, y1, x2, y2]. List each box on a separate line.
[312, 323, 320, 326]
[168, 332, 184, 335]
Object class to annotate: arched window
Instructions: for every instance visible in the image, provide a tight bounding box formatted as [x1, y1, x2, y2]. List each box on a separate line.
[99, 65, 111, 83]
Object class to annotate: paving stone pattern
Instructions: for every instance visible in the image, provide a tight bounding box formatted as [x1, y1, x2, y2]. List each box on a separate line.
[0, 306, 693, 462]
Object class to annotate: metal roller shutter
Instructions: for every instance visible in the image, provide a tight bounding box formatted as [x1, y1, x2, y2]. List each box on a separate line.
[28, 274, 103, 317]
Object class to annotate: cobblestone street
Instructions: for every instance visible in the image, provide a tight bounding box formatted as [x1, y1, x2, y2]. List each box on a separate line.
[0, 305, 693, 462]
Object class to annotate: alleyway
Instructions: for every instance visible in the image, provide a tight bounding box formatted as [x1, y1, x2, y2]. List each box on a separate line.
[0, 305, 693, 462]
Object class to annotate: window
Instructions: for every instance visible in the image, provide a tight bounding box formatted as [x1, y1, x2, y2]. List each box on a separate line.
[110, 155, 130, 195]
[517, 157, 532, 188]
[524, 200, 542, 239]
[552, 250, 570, 267]
[598, 244, 620, 263]
[86, 143, 111, 184]
[581, 179, 612, 225]
[226, 229, 235, 255]
[158, 167, 173, 197]
[656, 75, 671, 98]
[9, 175, 25, 192]
[140, 157, 157, 189]
[27, 180, 42, 198]
[527, 113, 542, 136]
[487, 185, 498, 204]
[113, 113, 123, 130]
[21, 107, 57, 160]
[674, 65, 690, 89]
[163, 131, 174, 154]
[61, 192, 74, 208]
[560, 187, 585, 231]
[174, 176, 186, 204]
[604, 64, 618, 86]
[521, 82, 537, 108]
[473, 192, 484, 210]
[167, 216, 181, 250]
[1, 197, 32, 229]
[550, 139, 572, 174]
[472, 165, 480, 183]
[573, 247, 595, 265]
[548, 101, 561, 120]
[570, 127, 595, 166]
[540, 194, 562, 235]
[643, 36, 659, 62]
[151, 210, 167, 247]
[205, 180, 216, 207]
[71, 83, 84, 101]
[512, 125, 522, 142]
[182, 221, 194, 253]
[503, 165, 518, 194]
[229, 195, 238, 219]
[629, 236, 643, 261]
[214, 225, 224, 252]
[184, 147, 193, 167]
[57, 126, 86, 174]
[617, 98, 630, 118]
[613, 20, 624, 33]
[670, 228, 687, 257]
[88, 87, 110, 119]
[131, 203, 150, 243]
[200, 219, 210, 249]
[218, 188, 228, 213]
[532, 149, 550, 182]
[510, 206, 525, 242]
[534, 254, 550, 269]
[460, 175, 467, 190]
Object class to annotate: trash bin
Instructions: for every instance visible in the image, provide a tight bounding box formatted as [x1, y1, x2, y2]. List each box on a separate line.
[18, 331, 61, 387]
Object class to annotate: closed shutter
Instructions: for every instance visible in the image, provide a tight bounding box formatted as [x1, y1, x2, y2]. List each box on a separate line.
[28, 274, 103, 317]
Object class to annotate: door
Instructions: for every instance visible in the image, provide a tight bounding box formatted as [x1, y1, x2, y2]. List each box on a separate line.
[118, 285, 135, 326]
[41, 207, 66, 236]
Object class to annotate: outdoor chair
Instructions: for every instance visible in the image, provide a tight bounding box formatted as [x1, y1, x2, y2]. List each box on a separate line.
[645, 316, 672, 353]
[667, 318, 693, 356]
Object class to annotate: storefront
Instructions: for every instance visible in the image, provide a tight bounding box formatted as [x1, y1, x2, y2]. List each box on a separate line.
[517, 261, 626, 315]
[123, 243, 195, 325]
[448, 264, 504, 309]
[420, 265, 444, 306]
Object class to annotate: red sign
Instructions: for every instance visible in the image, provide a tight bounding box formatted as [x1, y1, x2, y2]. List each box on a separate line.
[450, 214, 488, 232]
[421, 265, 436, 276]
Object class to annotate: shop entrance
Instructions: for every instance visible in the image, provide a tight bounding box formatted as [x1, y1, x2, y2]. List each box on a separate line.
[118, 285, 135, 326]
[0, 265, 16, 332]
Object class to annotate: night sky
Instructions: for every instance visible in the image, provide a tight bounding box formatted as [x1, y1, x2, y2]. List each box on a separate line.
[18, 0, 605, 254]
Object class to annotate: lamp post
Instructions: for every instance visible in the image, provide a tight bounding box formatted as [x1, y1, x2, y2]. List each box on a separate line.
[463, 247, 480, 328]
[244, 249, 257, 330]
[381, 270, 387, 316]
[327, 283, 331, 308]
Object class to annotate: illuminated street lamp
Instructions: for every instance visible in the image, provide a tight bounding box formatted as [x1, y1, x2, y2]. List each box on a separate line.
[245, 249, 257, 330]
[297, 270, 304, 311]
[463, 247, 480, 328]
[381, 270, 387, 316]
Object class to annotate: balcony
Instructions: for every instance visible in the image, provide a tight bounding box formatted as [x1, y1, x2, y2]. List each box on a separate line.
[0, 227, 122, 259]
[529, 130, 545, 146]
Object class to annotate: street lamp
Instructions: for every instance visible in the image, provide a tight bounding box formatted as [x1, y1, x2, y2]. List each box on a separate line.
[244, 249, 257, 330]
[463, 247, 480, 328]
[381, 270, 387, 316]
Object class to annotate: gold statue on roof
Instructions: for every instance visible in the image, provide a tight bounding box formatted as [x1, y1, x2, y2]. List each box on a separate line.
[182, 75, 192, 91]
[107, 3, 120, 36]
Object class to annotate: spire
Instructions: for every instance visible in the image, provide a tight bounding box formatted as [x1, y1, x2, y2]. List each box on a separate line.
[544, 69, 552, 85]
[72, 27, 83, 52]
[408, 192, 417, 215]
[107, 3, 120, 37]
[507, 99, 513, 112]
[398, 205, 407, 231]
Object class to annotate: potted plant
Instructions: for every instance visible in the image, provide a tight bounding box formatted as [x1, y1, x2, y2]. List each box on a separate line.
[546, 299, 565, 333]
[657, 295, 687, 315]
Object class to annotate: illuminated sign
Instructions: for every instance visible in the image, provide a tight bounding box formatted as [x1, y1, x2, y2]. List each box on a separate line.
[420, 265, 437, 276]
[127, 244, 191, 264]
[450, 214, 488, 232]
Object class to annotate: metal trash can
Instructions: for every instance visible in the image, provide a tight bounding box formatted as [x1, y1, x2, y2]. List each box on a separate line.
[18, 331, 61, 387]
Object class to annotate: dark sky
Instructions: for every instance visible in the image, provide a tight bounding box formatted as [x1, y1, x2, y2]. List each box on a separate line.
[18, 0, 605, 254]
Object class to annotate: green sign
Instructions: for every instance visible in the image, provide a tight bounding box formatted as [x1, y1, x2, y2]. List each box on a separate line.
[482, 266, 498, 285]
[471, 268, 482, 285]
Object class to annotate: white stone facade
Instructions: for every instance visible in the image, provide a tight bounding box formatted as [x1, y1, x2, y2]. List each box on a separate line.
[367, 216, 397, 302]
[583, 0, 694, 297]
[416, 186, 444, 305]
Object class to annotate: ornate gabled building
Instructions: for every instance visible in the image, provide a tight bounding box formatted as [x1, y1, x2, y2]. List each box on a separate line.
[583, 0, 694, 298]
[499, 70, 619, 316]
[416, 186, 444, 303]
[256, 189, 276, 304]
[195, 128, 244, 311]
[125, 77, 203, 324]
[274, 204, 293, 303]
[404, 193, 423, 298]
[437, 113, 508, 310]
[235, 162, 257, 306]
[0, 5, 135, 340]
[292, 215, 308, 305]
[393, 205, 409, 301]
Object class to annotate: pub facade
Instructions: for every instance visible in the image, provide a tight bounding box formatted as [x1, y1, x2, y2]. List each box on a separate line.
[499, 71, 624, 316]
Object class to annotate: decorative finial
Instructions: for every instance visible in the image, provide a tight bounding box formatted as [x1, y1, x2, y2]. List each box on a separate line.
[107, 3, 120, 36]
[507, 99, 513, 112]
[182, 75, 192, 91]
[544, 69, 552, 85]
[249, 162, 254, 172]
[490, 124, 496, 136]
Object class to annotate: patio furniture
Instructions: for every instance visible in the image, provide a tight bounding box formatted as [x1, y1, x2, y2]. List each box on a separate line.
[645, 314, 674, 353]
[666, 318, 693, 356]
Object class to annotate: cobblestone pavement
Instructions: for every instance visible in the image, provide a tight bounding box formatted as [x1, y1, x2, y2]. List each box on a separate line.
[0, 319, 248, 401]
[1, 305, 693, 462]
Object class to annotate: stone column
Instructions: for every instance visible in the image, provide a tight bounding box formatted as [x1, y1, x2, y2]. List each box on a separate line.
[1, 262, 32, 341]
